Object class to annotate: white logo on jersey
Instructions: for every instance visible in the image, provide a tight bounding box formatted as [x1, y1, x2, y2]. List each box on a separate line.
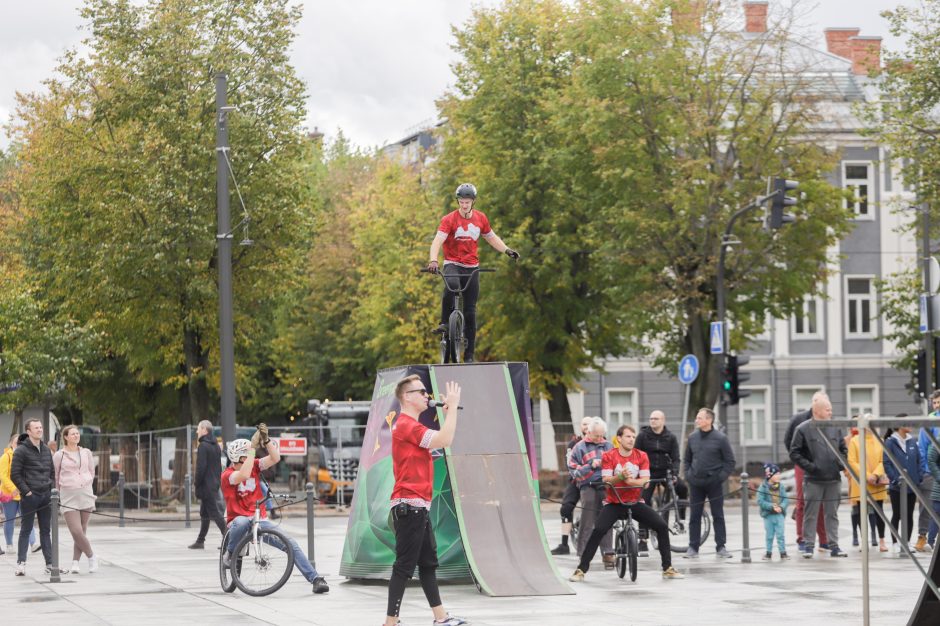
[455, 223, 481, 241]
[237, 477, 257, 494]
[614, 461, 640, 479]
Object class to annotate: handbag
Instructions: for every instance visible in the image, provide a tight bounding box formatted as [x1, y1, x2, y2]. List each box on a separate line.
[0, 492, 12, 503]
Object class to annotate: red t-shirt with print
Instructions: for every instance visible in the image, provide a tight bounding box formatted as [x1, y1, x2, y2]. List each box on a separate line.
[601, 447, 651, 505]
[221, 458, 267, 524]
[438, 209, 492, 267]
[391, 414, 435, 505]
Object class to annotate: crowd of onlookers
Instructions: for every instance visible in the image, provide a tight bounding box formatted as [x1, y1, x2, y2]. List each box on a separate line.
[552, 389, 940, 572]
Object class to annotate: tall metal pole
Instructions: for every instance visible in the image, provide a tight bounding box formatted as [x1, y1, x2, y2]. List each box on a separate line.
[859, 414, 870, 626]
[923, 204, 933, 398]
[216, 72, 236, 444]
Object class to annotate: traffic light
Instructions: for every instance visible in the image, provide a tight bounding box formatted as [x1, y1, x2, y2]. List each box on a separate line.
[720, 354, 752, 406]
[769, 177, 798, 229]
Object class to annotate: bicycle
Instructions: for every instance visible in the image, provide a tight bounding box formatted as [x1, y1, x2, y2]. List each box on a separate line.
[219, 491, 298, 596]
[647, 465, 710, 554]
[605, 479, 665, 581]
[421, 266, 494, 363]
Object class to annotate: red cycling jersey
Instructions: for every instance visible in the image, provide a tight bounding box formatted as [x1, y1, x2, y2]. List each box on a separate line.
[437, 209, 492, 267]
[601, 447, 651, 505]
[390, 414, 435, 508]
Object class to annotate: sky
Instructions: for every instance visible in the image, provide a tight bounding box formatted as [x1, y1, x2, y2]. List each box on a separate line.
[0, 1, 915, 151]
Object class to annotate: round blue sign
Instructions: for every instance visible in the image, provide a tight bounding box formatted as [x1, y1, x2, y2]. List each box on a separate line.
[678, 355, 699, 385]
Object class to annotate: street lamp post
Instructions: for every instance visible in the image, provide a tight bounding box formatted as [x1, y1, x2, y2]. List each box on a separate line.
[216, 72, 236, 444]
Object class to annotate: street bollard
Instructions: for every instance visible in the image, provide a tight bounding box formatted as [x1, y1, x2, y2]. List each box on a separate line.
[50, 489, 61, 582]
[740, 472, 751, 563]
[118, 471, 125, 528]
[184, 472, 192, 529]
[306, 482, 316, 569]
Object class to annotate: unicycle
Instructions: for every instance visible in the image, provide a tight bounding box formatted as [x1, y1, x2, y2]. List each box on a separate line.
[422, 266, 494, 363]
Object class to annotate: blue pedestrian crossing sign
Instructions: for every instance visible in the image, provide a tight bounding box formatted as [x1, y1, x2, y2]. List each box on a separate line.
[710, 321, 725, 355]
[678, 355, 699, 385]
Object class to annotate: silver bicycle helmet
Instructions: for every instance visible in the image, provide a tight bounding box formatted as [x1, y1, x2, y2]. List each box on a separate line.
[226, 438, 252, 463]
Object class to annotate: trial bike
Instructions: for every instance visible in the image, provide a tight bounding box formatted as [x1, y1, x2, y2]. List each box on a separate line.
[422, 266, 494, 363]
[606, 479, 666, 581]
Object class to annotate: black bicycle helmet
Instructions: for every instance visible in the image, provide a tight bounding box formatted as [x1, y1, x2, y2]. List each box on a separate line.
[455, 183, 477, 199]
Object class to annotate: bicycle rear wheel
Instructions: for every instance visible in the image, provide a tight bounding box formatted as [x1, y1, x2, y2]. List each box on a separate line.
[626, 526, 639, 582]
[615, 531, 627, 579]
[448, 310, 464, 363]
[232, 527, 295, 597]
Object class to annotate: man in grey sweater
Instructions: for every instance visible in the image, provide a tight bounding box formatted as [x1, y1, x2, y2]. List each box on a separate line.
[789, 407, 849, 558]
[683, 408, 735, 559]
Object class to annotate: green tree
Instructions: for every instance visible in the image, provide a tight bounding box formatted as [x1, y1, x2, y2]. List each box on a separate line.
[9, 0, 311, 429]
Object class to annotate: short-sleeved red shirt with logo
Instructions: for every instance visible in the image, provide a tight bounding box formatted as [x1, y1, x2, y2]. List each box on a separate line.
[221, 458, 267, 524]
[438, 209, 492, 267]
[601, 447, 651, 505]
[391, 414, 435, 508]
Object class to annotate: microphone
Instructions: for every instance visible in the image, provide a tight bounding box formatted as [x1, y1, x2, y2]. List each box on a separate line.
[428, 399, 464, 410]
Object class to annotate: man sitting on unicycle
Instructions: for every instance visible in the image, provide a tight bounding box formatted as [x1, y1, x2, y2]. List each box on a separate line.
[427, 183, 519, 363]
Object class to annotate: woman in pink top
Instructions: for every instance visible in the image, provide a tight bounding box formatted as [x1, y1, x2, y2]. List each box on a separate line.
[53, 425, 98, 573]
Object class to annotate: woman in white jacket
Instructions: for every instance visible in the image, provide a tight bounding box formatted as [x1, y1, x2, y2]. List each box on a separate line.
[54, 425, 98, 573]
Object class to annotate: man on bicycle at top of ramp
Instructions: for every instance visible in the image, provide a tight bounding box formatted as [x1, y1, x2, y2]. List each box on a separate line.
[221, 426, 329, 594]
[427, 183, 519, 363]
[568, 424, 685, 583]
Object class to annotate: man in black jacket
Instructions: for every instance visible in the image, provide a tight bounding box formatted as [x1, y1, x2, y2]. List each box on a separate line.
[682, 408, 735, 559]
[789, 406, 848, 558]
[783, 391, 831, 551]
[189, 420, 226, 549]
[636, 410, 688, 556]
[10, 419, 55, 575]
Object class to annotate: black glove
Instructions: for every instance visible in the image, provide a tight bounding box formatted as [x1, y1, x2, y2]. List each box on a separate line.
[505, 248, 520, 260]
[427, 260, 439, 274]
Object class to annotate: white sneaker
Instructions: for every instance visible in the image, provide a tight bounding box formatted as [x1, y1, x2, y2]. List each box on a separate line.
[15, 561, 25, 576]
[88, 556, 99, 573]
[30, 542, 42, 553]
[70, 560, 80, 574]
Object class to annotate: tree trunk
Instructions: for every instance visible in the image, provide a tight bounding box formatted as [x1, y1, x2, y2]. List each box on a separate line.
[546, 381, 574, 469]
[183, 326, 211, 423]
[172, 383, 193, 490]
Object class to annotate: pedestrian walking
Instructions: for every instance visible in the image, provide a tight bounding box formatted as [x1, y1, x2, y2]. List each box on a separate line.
[757, 463, 789, 561]
[10, 419, 56, 575]
[189, 420, 226, 549]
[683, 408, 735, 559]
[1, 434, 39, 555]
[784, 391, 831, 551]
[53, 425, 99, 573]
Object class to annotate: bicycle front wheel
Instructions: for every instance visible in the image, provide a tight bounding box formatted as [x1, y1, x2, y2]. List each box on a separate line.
[615, 531, 627, 579]
[626, 526, 638, 582]
[232, 527, 296, 597]
[219, 529, 238, 593]
[448, 310, 464, 363]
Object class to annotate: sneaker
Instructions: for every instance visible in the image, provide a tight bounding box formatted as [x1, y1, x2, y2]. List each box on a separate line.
[638, 541, 649, 557]
[550, 543, 570, 555]
[915, 535, 928, 552]
[852, 537, 859, 547]
[568, 568, 585, 582]
[716, 546, 733, 559]
[188, 541, 205, 550]
[222, 552, 231, 568]
[5, 544, 12, 553]
[602, 553, 616, 569]
[30, 543, 42, 553]
[817, 543, 830, 553]
[88, 556, 99, 573]
[15, 561, 25, 576]
[311, 576, 329, 594]
[780, 553, 790, 560]
[797, 540, 805, 552]
[662, 566, 684, 579]
[761, 552, 772, 561]
[70, 560, 80, 574]
[433, 615, 468, 626]
[801, 546, 814, 559]
[830, 548, 848, 558]
[683, 548, 699, 559]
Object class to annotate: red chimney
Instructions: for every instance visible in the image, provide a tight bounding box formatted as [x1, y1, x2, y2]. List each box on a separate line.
[849, 35, 882, 75]
[743, 1, 768, 34]
[672, 1, 707, 34]
[824, 27, 860, 59]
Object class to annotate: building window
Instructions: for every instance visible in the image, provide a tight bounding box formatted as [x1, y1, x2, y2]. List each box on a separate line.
[792, 296, 823, 339]
[792, 386, 826, 414]
[741, 387, 772, 446]
[844, 162, 872, 219]
[846, 277, 875, 337]
[606, 389, 638, 429]
[847, 385, 878, 418]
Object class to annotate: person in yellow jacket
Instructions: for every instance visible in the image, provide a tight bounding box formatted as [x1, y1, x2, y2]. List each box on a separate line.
[847, 427, 890, 552]
[1, 434, 39, 553]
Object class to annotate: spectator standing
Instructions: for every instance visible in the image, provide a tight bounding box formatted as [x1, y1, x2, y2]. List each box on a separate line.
[53, 425, 98, 573]
[884, 424, 922, 552]
[784, 391, 831, 551]
[568, 417, 614, 564]
[756, 463, 789, 560]
[847, 426, 889, 552]
[10, 419, 56, 576]
[914, 390, 940, 552]
[1, 434, 39, 554]
[189, 420, 226, 549]
[551, 416, 592, 555]
[789, 406, 848, 558]
[683, 408, 735, 559]
[635, 410, 688, 557]
[927, 441, 940, 548]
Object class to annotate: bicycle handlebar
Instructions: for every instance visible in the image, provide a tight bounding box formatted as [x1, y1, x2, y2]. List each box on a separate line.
[421, 266, 496, 294]
[604, 478, 665, 505]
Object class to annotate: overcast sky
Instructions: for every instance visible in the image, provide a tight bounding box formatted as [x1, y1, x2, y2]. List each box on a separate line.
[0, 1, 914, 151]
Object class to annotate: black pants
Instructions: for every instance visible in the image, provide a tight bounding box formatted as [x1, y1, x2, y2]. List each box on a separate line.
[639, 476, 688, 540]
[889, 489, 917, 544]
[196, 491, 227, 542]
[386, 504, 441, 618]
[440, 264, 480, 360]
[560, 480, 580, 523]
[18, 491, 52, 564]
[690, 480, 726, 550]
[577, 503, 672, 572]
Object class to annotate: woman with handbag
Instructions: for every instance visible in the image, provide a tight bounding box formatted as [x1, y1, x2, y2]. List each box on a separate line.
[1, 434, 39, 554]
[53, 425, 98, 573]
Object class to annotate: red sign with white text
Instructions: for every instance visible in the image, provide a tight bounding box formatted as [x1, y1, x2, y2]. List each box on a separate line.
[277, 436, 307, 456]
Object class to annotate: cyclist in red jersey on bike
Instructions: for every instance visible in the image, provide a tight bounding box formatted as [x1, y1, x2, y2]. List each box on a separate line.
[427, 183, 519, 362]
